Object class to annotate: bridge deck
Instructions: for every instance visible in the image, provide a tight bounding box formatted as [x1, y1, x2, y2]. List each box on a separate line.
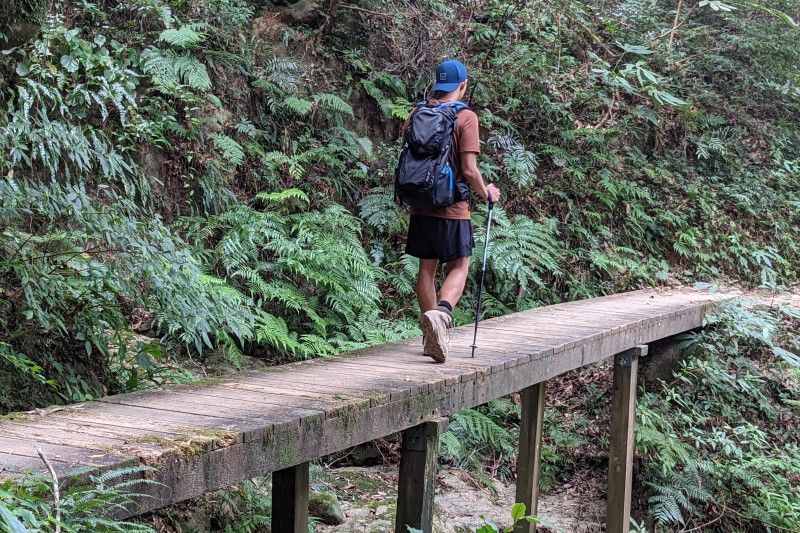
[0, 289, 720, 516]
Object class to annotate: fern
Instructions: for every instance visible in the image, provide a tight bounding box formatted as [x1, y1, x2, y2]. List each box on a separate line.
[211, 133, 245, 165]
[0, 466, 160, 532]
[638, 301, 800, 530]
[280, 96, 314, 116]
[489, 131, 539, 188]
[439, 402, 518, 487]
[180, 190, 386, 358]
[358, 187, 407, 233]
[474, 207, 563, 305]
[158, 23, 211, 49]
[312, 93, 354, 118]
[142, 48, 212, 91]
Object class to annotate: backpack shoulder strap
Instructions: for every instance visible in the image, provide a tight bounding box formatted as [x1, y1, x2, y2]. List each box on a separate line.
[441, 101, 470, 112]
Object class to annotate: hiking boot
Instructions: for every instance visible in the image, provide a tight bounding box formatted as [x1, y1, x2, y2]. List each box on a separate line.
[419, 307, 452, 363]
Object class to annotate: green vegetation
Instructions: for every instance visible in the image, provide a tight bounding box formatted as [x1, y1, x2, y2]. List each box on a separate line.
[637, 301, 800, 531]
[1, 0, 798, 406]
[440, 398, 519, 489]
[0, 466, 158, 532]
[0, 0, 799, 530]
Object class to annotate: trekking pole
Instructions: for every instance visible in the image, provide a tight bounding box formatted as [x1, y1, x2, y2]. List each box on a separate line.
[471, 192, 494, 358]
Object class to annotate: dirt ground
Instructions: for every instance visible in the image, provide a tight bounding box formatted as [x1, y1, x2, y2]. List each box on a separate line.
[316, 465, 605, 533]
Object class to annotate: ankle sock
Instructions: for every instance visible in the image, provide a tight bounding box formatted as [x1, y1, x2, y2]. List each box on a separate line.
[437, 300, 453, 313]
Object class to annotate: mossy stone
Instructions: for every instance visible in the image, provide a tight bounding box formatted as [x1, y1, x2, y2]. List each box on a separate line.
[309, 491, 344, 525]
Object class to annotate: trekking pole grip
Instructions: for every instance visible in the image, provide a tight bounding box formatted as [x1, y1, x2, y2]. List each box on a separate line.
[487, 190, 494, 207]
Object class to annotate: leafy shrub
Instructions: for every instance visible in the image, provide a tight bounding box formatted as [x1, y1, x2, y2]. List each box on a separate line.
[0, 465, 159, 532]
[178, 188, 389, 359]
[637, 301, 800, 531]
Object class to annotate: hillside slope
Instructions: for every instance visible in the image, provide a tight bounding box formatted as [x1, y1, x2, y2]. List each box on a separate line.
[0, 0, 797, 420]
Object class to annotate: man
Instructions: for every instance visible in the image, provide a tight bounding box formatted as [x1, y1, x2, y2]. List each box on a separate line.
[405, 59, 501, 363]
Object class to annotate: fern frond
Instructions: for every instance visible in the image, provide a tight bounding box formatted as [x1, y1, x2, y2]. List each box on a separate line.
[211, 133, 245, 165]
[280, 96, 314, 116]
[158, 24, 209, 49]
[312, 93, 354, 117]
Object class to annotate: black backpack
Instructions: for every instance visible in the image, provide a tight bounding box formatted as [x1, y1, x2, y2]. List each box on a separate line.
[395, 101, 471, 209]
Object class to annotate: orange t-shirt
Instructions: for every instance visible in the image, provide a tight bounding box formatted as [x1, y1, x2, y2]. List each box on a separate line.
[405, 106, 481, 220]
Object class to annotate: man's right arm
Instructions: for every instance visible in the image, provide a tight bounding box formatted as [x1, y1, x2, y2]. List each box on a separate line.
[460, 151, 501, 203]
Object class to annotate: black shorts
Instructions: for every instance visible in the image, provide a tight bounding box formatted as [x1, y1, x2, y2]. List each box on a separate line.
[405, 215, 474, 262]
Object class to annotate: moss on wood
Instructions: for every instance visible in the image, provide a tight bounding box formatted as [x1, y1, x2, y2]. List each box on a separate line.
[334, 403, 361, 440]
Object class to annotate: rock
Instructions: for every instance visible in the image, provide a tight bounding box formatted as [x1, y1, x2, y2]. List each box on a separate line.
[348, 507, 371, 517]
[139, 145, 166, 184]
[276, 0, 322, 26]
[367, 519, 392, 532]
[309, 491, 344, 525]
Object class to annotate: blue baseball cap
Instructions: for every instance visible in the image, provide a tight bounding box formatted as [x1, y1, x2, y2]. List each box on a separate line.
[432, 60, 468, 92]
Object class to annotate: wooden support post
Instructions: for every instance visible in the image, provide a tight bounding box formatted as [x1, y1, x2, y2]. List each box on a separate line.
[272, 461, 309, 533]
[515, 381, 547, 533]
[606, 345, 646, 533]
[395, 418, 449, 533]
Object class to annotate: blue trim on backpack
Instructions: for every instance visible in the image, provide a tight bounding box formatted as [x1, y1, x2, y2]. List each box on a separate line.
[416, 100, 470, 111]
[441, 101, 469, 113]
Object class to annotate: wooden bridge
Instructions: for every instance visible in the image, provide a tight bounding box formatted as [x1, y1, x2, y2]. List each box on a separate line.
[0, 289, 723, 533]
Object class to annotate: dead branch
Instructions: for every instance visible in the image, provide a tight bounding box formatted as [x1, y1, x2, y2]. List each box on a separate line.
[37, 447, 61, 533]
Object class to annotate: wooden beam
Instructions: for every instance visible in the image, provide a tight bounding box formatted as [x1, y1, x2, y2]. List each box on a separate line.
[272, 461, 309, 533]
[515, 382, 547, 533]
[606, 345, 646, 533]
[395, 418, 448, 533]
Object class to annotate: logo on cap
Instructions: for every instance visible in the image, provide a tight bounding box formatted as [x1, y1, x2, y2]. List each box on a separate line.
[433, 60, 468, 93]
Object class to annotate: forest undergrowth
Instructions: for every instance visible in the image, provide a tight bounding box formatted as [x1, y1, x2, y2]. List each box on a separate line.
[1, 0, 799, 530]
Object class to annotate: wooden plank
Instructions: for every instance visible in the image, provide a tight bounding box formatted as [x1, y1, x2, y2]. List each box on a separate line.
[49, 406, 213, 434]
[255, 360, 450, 391]
[0, 422, 145, 450]
[242, 367, 433, 401]
[489, 311, 646, 329]
[272, 461, 310, 533]
[1, 453, 72, 477]
[331, 355, 467, 385]
[395, 418, 448, 533]
[0, 436, 137, 472]
[299, 359, 458, 389]
[606, 347, 641, 533]
[89, 400, 295, 444]
[454, 333, 569, 356]
[174, 384, 370, 419]
[515, 382, 546, 533]
[98, 389, 324, 424]
[467, 330, 580, 354]
[218, 380, 382, 406]
[489, 314, 653, 337]
[9, 413, 190, 442]
[473, 325, 606, 347]
[238, 369, 411, 396]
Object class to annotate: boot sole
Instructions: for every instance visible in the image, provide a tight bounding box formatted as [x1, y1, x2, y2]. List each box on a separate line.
[419, 313, 446, 363]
